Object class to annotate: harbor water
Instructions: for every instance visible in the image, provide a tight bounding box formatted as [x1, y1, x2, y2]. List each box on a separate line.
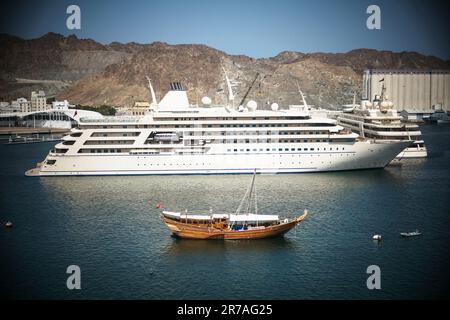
[0, 125, 449, 299]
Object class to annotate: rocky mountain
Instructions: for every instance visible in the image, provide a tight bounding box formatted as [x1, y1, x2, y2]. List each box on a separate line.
[0, 33, 131, 100]
[1, 33, 449, 109]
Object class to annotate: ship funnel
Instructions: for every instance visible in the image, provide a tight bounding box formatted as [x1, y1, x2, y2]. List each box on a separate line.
[170, 82, 185, 91]
[158, 82, 190, 109]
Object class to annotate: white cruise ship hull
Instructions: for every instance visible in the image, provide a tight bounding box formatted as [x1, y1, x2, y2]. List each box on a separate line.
[27, 141, 410, 176]
[396, 146, 428, 158]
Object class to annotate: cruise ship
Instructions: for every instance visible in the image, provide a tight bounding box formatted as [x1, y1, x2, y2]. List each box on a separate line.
[26, 82, 410, 176]
[337, 86, 427, 158]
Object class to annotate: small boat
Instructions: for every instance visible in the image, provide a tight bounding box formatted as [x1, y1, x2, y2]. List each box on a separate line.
[159, 171, 308, 240]
[5, 221, 13, 228]
[372, 234, 382, 241]
[400, 230, 422, 237]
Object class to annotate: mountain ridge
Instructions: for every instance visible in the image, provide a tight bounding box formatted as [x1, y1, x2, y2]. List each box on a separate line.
[1, 32, 449, 108]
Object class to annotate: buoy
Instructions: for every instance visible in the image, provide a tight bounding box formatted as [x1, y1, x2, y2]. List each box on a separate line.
[372, 234, 382, 241]
[5, 221, 13, 228]
[156, 203, 161, 209]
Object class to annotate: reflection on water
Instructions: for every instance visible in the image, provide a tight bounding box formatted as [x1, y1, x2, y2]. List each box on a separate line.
[162, 236, 299, 256]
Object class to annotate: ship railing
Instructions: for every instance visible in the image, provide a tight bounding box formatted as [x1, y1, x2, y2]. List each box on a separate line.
[79, 116, 141, 123]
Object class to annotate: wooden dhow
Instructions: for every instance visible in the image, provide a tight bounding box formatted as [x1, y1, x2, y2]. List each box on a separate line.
[160, 171, 308, 239]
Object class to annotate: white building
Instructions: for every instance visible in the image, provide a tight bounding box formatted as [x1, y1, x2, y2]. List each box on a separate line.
[52, 100, 70, 110]
[363, 69, 450, 114]
[0, 102, 18, 114]
[12, 98, 32, 112]
[31, 90, 47, 112]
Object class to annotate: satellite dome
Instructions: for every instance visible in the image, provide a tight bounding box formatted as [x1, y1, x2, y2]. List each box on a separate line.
[271, 103, 279, 111]
[201, 96, 212, 106]
[247, 100, 257, 111]
[380, 101, 389, 108]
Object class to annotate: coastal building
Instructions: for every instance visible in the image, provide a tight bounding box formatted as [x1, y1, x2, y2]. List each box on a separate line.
[363, 70, 450, 117]
[0, 102, 21, 114]
[12, 98, 32, 112]
[52, 100, 70, 110]
[117, 101, 151, 116]
[132, 101, 150, 115]
[31, 91, 47, 112]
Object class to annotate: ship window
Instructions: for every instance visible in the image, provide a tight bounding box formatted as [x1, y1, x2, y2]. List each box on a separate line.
[46, 160, 56, 165]
[304, 148, 308, 151]
[234, 149, 237, 152]
[70, 132, 82, 137]
[279, 148, 282, 151]
[310, 148, 314, 151]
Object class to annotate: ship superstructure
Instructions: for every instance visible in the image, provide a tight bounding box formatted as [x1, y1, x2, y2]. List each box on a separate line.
[337, 86, 427, 158]
[26, 82, 410, 176]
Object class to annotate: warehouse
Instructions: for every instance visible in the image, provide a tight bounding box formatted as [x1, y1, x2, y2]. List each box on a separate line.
[363, 69, 449, 114]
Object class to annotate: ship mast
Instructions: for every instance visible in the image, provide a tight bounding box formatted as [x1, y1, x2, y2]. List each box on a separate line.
[222, 66, 235, 109]
[244, 170, 257, 214]
[235, 170, 258, 215]
[146, 76, 158, 107]
[296, 80, 309, 109]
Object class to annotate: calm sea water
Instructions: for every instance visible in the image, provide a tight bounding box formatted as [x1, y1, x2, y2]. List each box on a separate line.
[1, 125, 449, 299]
